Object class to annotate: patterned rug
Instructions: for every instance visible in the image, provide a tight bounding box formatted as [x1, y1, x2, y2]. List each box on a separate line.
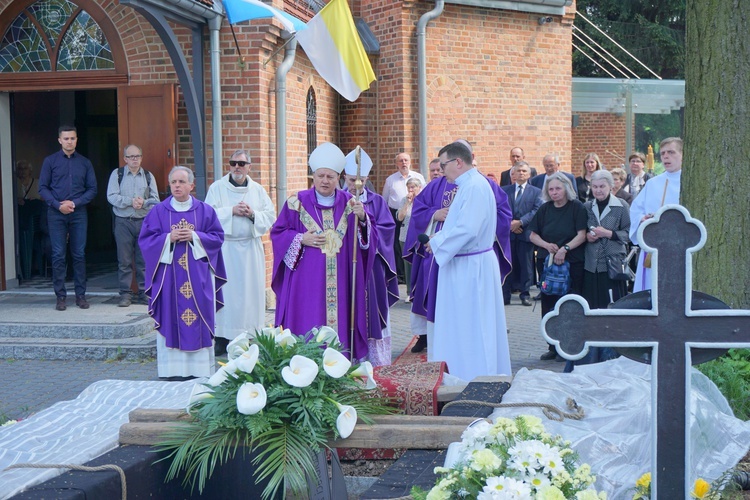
[339, 336, 447, 460]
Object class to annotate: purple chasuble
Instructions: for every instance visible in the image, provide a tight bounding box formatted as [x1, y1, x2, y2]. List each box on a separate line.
[270, 188, 376, 360]
[404, 177, 511, 321]
[362, 188, 399, 340]
[139, 196, 227, 351]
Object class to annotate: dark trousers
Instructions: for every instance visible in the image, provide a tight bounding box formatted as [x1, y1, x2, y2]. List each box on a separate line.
[114, 216, 146, 296]
[390, 207, 405, 283]
[503, 237, 534, 302]
[47, 207, 88, 299]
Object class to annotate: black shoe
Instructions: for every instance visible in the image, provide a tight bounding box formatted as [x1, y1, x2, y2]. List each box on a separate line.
[521, 297, 532, 306]
[214, 337, 229, 356]
[76, 296, 90, 309]
[134, 293, 149, 305]
[56, 297, 67, 311]
[411, 335, 427, 353]
[540, 350, 557, 361]
[118, 295, 132, 307]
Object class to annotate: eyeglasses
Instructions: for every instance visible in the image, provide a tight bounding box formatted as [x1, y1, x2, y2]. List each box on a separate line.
[125, 154, 142, 160]
[229, 160, 249, 167]
[439, 158, 459, 170]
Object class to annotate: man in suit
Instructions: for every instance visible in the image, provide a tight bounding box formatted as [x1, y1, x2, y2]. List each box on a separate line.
[500, 147, 537, 186]
[501, 162, 543, 306]
[530, 154, 576, 189]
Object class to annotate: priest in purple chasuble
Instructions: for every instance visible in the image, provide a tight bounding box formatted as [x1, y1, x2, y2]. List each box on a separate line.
[343, 148, 399, 367]
[139, 166, 227, 379]
[404, 143, 512, 359]
[270, 143, 376, 361]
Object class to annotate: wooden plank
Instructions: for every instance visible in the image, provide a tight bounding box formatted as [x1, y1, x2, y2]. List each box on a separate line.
[127, 409, 480, 427]
[120, 419, 476, 449]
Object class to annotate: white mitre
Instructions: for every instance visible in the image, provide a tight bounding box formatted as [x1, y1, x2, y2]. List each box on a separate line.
[309, 142, 346, 174]
[344, 148, 373, 177]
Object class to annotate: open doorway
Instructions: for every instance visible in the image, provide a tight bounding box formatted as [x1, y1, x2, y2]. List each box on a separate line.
[12, 89, 118, 285]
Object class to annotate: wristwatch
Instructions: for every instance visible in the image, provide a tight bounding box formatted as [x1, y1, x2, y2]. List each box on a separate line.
[563, 244, 571, 251]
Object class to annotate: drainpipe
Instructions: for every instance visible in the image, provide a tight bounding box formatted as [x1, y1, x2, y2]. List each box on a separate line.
[275, 36, 298, 214]
[209, 16, 223, 182]
[417, 0, 444, 178]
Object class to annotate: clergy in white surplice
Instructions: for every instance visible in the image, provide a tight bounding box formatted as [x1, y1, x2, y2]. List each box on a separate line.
[427, 142, 512, 381]
[205, 150, 276, 353]
[629, 137, 683, 293]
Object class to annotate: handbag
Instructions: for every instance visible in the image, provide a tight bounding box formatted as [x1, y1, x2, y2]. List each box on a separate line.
[540, 258, 571, 296]
[607, 247, 637, 281]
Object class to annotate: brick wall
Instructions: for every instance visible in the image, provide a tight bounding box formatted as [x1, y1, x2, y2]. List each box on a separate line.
[571, 112, 634, 173]
[342, 1, 576, 187]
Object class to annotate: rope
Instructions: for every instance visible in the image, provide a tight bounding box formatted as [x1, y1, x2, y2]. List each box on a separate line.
[4, 463, 127, 499]
[441, 397, 585, 421]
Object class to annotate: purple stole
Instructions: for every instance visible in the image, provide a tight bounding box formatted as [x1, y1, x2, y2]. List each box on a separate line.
[139, 197, 226, 351]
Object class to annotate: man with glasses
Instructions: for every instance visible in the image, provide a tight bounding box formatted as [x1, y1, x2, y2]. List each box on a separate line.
[423, 141, 513, 381]
[107, 145, 160, 307]
[39, 125, 97, 311]
[205, 150, 276, 356]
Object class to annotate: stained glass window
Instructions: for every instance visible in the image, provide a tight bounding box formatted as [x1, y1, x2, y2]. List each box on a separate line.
[57, 10, 113, 70]
[0, 13, 51, 72]
[0, 0, 114, 73]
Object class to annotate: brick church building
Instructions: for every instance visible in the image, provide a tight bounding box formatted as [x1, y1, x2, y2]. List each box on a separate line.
[0, 0, 577, 290]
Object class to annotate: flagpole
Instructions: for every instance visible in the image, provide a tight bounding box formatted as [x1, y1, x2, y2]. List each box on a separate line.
[228, 22, 246, 68]
[263, 34, 297, 67]
[350, 146, 362, 359]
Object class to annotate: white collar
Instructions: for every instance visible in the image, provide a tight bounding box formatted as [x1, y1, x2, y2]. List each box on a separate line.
[170, 196, 193, 212]
[315, 190, 336, 207]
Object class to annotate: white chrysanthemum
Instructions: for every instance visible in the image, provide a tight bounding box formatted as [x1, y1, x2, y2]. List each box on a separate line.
[480, 476, 532, 498]
[527, 472, 552, 491]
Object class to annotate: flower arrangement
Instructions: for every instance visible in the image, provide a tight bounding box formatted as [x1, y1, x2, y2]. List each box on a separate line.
[157, 326, 393, 500]
[412, 415, 606, 499]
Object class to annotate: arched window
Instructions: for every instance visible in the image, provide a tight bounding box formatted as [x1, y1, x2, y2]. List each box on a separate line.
[0, 0, 126, 88]
[306, 87, 317, 162]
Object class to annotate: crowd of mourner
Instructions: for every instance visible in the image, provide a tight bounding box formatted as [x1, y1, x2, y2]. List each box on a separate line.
[28, 125, 683, 381]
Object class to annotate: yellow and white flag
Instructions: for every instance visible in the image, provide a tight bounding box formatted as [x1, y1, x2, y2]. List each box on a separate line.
[295, 0, 376, 102]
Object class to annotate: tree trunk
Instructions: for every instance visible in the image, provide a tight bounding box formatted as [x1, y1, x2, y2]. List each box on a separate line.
[683, 0, 750, 308]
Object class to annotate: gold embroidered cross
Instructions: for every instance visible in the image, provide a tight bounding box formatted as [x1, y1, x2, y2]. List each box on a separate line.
[181, 308, 197, 326]
[179, 282, 193, 299]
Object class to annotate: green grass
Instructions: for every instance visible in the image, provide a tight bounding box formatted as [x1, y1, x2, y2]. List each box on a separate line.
[697, 349, 750, 421]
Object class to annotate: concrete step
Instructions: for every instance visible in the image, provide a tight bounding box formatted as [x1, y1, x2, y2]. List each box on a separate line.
[0, 314, 155, 340]
[0, 332, 157, 361]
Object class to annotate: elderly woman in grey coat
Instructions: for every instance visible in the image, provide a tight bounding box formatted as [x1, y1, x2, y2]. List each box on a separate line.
[583, 169, 631, 309]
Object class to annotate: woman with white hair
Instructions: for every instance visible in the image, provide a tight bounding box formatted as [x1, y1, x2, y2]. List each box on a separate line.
[528, 172, 588, 361]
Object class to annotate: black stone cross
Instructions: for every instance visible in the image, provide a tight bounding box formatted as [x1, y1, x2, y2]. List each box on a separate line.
[542, 205, 750, 499]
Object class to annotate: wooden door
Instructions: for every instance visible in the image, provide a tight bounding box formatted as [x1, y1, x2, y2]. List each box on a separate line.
[117, 84, 177, 199]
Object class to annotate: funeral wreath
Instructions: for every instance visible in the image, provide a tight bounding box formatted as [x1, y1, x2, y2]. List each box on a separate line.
[157, 326, 392, 499]
[412, 414, 606, 499]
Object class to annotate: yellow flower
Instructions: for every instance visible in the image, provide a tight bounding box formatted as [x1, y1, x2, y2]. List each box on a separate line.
[636, 472, 651, 489]
[691, 478, 711, 499]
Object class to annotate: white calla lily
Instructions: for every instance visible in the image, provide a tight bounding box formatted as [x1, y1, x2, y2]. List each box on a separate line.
[186, 383, 213, 413]
[281, 355, 319, 387]
[350, 361, 377, 389]
[275, 329, 297, 347]
[236, 382, 267, 415]
[315, 326, 339, 344]
[206, 359, 238, 387]
[323, 348, 351, 378]
[235, 344, 260, 374]
[226, 333, 251, 360]
[335, 402, 358, 439]
[260, 326, 279, 339]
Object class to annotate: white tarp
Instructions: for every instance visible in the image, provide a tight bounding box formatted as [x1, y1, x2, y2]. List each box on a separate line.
[0, 379, 195, 499]
[484, 357, 750, 498]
